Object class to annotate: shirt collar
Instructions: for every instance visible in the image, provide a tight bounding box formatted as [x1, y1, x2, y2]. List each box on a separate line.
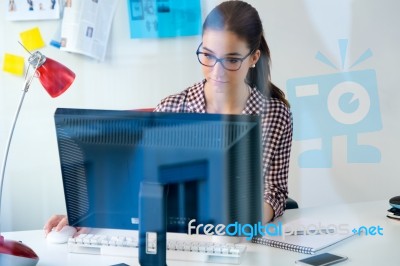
[186, 79, 265, 115]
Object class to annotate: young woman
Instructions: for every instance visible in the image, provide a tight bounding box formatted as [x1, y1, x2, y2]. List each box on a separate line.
[154, 0, 292, 223]
[44, 0, 292, 235]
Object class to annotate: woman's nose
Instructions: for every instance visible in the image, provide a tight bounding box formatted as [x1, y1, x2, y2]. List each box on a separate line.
[211, 61, 226, 77]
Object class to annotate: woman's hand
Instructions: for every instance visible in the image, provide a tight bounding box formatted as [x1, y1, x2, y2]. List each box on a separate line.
[44, 214, 89, 237]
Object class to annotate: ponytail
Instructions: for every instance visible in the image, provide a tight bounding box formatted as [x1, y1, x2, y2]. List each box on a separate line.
[247, 35, 290, 107]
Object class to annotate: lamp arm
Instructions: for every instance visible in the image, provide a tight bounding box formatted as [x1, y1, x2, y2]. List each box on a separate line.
[0, 65, 38, 233]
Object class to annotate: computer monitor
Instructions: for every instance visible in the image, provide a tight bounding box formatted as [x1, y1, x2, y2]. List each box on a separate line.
[54, 108, 263, 236]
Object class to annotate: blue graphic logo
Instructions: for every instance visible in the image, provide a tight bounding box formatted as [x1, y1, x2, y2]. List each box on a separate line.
[187, 219, 384, 240]
[352, 225, 383, 236]
[287, 39, 382, 168]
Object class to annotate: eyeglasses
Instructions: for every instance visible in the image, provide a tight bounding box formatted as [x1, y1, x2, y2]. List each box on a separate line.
[196, 43, 254, 71]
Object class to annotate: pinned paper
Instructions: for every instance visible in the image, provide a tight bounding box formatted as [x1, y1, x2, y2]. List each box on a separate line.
[6, 0, 60, 21]
[127, 0, 201, 39]
[20, 27, 46, 51]
[2, 53, 25, 76]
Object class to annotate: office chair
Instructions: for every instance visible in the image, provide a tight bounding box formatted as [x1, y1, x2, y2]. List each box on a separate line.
[285, 197, 299, 210]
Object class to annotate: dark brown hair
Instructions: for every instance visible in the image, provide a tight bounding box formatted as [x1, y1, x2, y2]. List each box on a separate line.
[202, 0, 289, 107]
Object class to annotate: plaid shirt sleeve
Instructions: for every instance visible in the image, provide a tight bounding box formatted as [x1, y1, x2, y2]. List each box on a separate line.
[262, 99, 293, 220]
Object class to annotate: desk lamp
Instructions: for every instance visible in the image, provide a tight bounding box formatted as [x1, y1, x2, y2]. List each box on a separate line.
[0, 46, 75, 265]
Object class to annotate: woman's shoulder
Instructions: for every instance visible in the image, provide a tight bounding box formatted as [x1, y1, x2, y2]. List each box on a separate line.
[266, 97, 291, 115]
[155, 81, 205, 112]
[155, 90, 187, 111]
[259, 96, 293, 133]
[252, 89, 291, 118]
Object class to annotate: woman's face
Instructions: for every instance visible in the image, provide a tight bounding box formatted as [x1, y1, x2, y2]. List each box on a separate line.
[200, 29, 259, 91]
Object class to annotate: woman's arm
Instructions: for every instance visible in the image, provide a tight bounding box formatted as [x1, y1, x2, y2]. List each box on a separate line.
[262, 100, 293, 222]
[263, 202, 275, 223]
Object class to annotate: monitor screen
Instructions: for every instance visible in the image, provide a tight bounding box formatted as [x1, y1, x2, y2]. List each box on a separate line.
[54, 108, 263, 235]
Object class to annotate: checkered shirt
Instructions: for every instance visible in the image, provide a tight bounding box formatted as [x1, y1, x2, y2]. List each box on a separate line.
[155, 79, 293, 219]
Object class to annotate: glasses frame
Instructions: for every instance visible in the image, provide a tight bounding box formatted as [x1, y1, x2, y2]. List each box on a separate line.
[195, 43, 254, 71]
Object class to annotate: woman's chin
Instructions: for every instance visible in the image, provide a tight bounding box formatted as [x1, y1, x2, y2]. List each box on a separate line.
[208, 78, 229, 90]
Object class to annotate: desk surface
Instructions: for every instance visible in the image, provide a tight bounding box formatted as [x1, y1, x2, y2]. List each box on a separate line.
[4, 200, 399, 266]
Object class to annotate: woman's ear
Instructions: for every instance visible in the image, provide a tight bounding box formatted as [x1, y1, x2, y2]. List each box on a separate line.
[251, 49, 261, 66]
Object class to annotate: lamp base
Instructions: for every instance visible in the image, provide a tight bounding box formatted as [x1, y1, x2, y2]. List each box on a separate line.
[0, 235, 39, 266]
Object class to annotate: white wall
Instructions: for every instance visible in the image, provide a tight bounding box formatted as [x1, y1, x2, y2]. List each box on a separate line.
[263, 0, 400, 208]
[0, 0, 399, 231]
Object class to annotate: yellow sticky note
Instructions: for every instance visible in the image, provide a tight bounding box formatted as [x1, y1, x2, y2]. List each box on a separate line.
[2, 53, 25, 76]
[19, 27, 46, 52]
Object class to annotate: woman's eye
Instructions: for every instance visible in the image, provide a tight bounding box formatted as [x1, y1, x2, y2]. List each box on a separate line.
[225, 58, 240, 64]
[203, 53, 215, 59]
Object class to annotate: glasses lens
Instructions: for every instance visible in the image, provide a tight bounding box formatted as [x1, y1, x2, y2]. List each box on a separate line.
[221, 59, 242, 71]
[197, 53, 216, 67]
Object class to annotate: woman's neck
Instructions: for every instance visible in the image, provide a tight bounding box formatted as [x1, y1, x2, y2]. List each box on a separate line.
[204, 81, 250, 114]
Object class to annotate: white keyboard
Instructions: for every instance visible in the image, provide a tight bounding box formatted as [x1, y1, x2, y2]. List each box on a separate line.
[67, 229, 247, 264]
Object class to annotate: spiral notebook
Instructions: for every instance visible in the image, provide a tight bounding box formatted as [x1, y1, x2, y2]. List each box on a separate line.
[251, 221, 357, 254]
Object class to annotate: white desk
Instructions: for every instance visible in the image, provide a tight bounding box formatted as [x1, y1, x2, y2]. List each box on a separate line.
[4, 200, 399, 266]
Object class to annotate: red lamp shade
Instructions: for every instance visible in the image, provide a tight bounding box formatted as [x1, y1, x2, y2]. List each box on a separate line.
[28, 51, 75, 98]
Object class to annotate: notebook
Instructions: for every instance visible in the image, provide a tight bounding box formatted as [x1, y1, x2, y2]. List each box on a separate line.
[251, 219, 358, 254]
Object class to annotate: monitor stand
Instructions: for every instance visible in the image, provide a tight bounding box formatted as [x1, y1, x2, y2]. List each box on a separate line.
[139, 182, 167, 266]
